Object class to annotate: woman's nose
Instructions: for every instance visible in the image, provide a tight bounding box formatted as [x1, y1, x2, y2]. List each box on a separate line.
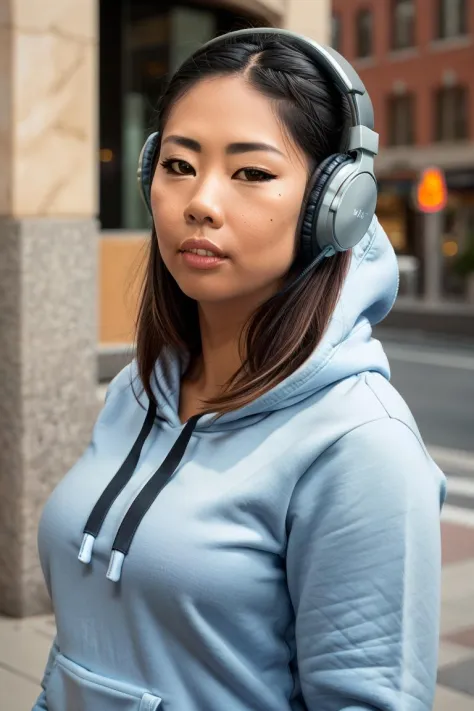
[184, 183, 224, 229]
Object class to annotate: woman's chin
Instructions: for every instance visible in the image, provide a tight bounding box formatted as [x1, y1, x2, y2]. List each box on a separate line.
[173, 275, 239, 304]
[168, 262, 283, 306]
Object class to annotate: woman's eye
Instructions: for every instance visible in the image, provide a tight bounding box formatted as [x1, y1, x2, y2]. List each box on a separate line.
[160, 159, 194, 176]
[236, 168, 276, 182]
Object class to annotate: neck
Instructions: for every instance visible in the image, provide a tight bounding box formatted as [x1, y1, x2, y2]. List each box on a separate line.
[190, 301, 248, 398]
[183, 283, 282, 407]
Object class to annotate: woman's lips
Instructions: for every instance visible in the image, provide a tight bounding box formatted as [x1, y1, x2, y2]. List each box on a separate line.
[179, 249, 227, 270]
[178, 238, 228, 270]
[179, 238, 226, 258]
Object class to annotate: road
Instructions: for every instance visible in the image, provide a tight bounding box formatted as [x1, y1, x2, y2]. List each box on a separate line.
[377, 329, 474, 527]
[379, 333, 474, 453]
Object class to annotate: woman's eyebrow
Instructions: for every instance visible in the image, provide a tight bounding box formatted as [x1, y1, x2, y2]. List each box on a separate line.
[162, 135, 201, 152]
[226, 142, 284, 156]
[162, 135, 284, 157]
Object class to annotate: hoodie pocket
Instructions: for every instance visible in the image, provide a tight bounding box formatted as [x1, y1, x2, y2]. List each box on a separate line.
[46, 652, 162, 711]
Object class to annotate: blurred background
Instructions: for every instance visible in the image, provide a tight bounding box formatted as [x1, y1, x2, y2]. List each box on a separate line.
[0, 1, 473, 709]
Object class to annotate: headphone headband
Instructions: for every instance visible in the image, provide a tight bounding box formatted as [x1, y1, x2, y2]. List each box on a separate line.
[194, 28, 376, 151]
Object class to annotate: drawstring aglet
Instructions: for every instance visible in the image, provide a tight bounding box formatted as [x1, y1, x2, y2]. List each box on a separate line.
[106, 549, 125, 582]
[78, 533, 96, 564]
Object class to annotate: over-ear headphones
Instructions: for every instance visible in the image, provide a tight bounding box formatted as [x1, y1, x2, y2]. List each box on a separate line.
[137, 27, 379, 266]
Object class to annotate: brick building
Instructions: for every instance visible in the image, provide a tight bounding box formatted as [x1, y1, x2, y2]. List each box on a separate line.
[332, 0, 474, 301]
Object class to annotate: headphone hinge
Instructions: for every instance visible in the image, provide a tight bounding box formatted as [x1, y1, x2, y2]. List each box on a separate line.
[347, 125, 379, 156]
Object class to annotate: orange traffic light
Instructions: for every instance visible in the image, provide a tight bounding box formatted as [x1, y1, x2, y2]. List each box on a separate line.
[415, 167, 447, 213]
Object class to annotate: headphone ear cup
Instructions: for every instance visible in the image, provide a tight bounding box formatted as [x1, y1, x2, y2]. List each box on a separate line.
[300, 153, 354, 264]
[137, 132, 160, 215]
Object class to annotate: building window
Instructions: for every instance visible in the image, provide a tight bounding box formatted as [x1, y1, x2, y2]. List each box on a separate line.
[435, 86, 468, 141]
[356, 9, 373, 58]
[388, 94, 415, 146]
[331, 13, 341, 52]
[437, 0, 467, 39]
[392, 0, 415, 50]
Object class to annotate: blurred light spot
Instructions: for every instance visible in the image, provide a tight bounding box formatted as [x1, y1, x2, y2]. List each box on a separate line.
[100, 148, 113, 163]
[443, 240, 459, 257]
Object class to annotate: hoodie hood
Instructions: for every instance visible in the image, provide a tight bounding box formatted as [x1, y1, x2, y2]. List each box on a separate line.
[152, 216, 399, 429]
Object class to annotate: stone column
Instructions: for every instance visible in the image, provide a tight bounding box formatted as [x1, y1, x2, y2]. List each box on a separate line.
[0, 0, 98, 617]
[284, 0, 331, 44]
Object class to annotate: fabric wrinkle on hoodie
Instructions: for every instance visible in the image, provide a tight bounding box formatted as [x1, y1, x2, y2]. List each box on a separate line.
[35, 217, 446, 711]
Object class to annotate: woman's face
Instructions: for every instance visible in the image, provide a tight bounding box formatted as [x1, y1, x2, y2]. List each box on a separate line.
[151, 74, 309, 306]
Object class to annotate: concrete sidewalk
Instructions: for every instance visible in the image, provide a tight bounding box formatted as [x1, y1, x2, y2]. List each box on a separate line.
[1, 519, 474, 710]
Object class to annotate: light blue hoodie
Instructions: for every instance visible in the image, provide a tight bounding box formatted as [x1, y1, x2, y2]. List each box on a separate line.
[35, 217, 446, 711]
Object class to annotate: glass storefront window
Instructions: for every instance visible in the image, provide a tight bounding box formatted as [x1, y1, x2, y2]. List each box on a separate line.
[377, 191, 409, 253]
[442, 196, 474, 300]
[377, 185, 422, 297]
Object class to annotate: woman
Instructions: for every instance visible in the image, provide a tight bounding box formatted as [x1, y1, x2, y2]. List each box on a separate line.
[35, 29, 445, 711]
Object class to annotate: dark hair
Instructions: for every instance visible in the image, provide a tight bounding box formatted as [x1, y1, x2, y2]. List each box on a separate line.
[135, 33, 352, 416]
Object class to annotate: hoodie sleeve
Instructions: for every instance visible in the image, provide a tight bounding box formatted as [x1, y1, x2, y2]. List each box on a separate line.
[286, 417, 445, 711]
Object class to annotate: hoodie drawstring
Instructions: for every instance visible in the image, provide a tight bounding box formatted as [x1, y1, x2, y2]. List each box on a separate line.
[106, 414, 201, 582]
[78, 400, 202, 583]
[78, 401, 157, 565]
